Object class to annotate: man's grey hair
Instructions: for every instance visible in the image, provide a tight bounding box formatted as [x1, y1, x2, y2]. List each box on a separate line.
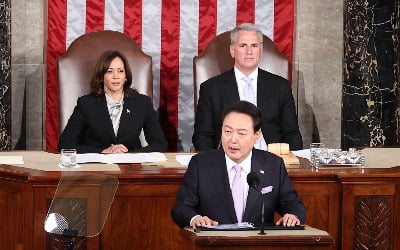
[230, 23, 263, 44]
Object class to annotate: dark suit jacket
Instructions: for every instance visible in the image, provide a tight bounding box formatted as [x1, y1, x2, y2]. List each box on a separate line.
[171, 149, 306, 228]
[193, 68, 303, 151]
[58, 93, 168, 153]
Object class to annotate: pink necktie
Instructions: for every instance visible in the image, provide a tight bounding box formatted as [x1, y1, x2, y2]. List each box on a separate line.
[232, 164, 244, 223]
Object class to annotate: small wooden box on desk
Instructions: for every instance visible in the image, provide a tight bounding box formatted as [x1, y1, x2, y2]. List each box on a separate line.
[180, 226, 336, 250]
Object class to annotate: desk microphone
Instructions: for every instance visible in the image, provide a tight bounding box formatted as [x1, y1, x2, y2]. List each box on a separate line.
[247, 172, 260, 190]
[246, 172, 266, 235]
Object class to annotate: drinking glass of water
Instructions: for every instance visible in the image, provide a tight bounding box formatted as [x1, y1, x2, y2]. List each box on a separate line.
[61, 149, 77, 168]
[310, 143, 325, 167]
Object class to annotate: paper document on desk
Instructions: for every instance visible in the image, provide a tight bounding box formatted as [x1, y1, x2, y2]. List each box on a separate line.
[0, 156, 24, 164]
[201, 222, 255, 230]
[77, 152, 167, 164]
[292, 149, 311, 160]
[77, 153, 106, 163]
[175, 154, 194, 165]
[107, 152, 167, 163]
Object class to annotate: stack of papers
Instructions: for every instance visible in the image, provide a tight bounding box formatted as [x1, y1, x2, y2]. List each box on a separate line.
[200, 222, 255, 230]
[292, 149, 311, 160]
[77, 152, 167, 164]
[0, 156, 24, 164]
[175, 154, 193, 165]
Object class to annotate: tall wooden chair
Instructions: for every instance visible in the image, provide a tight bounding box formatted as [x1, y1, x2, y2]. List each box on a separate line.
[57, 30, 153, 135]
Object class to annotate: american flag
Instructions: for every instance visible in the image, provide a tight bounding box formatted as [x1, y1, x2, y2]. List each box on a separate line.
[46, 0, 294, 152]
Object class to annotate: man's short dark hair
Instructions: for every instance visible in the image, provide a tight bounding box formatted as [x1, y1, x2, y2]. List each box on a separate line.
[222, 101, 262, 133]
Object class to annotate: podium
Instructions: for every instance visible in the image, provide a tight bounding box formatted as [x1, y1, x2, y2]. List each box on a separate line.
[180, 226, 335, 250]
[1, 151, 400, 249]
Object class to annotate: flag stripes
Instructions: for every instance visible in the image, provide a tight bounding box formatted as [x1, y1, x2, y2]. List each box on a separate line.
[46, 0, 294, 152]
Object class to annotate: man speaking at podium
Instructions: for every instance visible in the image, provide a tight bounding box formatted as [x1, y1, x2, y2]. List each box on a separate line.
[171, 101, 306, 229]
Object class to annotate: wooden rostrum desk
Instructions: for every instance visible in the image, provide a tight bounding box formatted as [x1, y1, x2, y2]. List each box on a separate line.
[180, 226, 335, 250]
[0, 151, 400, 250]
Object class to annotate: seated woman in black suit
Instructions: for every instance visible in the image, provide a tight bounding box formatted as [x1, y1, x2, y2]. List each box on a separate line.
[58, 50, 168, 153]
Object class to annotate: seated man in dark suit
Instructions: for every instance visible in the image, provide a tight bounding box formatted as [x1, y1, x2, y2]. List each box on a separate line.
[172, 101, 306, 228]
[193, 23, 303, 151]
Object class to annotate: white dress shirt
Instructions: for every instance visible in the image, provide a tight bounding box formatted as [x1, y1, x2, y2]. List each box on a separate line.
[233, 67, 267, 150]
[234, 67, 258, 103]
[105, 93, 124, 136]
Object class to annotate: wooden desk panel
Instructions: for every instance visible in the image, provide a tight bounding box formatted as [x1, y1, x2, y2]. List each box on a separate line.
[293, 182, 340, 242]
[339, 175, 400, 250]
[1, 153, 400, 249]
[108, 196, 180, 249]
[0, 178, 30, 250]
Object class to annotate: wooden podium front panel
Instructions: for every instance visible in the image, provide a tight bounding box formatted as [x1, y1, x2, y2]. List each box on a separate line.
[0, 179, 31, 250]
[2, 152, 400, 250]
[292, 181, 340, 247]
[29, 177, 183, 250]
[33, 185, 101, 250]
[341, 181, 400, 250]
[100, 180, 183, 249]
[180, 227, 335, 250]
[105, 196, 181, 249]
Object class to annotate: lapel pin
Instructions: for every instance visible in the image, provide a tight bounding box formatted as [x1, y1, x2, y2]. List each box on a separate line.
[260, 170, 264, 174]
[127, 109, 131, 114]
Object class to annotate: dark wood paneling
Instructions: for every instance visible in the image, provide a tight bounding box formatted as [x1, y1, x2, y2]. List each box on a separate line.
[1, 155, 400, 249]
[354, 196, 392, 250]
[108, 197, 181, 250]
[0, 180, 25, 249]
[341, 182, 399, 250]
[294, 182, 340, 238]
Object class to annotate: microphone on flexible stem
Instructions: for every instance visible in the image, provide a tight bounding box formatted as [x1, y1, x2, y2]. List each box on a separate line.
[246, 172, 266, 235]
[247, 172, 260, 190]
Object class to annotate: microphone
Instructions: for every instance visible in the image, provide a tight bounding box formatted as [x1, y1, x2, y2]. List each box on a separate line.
[247, 172, 260, 190]
[44, 212, 78, 250]
[246, 172, 266, 235]
[44, 212, 69, 234]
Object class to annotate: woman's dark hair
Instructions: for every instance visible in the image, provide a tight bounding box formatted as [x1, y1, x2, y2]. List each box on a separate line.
[222, 100, 262, 133]
[90, 50, 137, 97]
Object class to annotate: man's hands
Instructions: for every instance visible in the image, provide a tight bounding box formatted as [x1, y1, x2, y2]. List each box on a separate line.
[275, 213, 300, 227]
[102, 144, 128, 154]
[190, 213, 299, 229]
[191, 216, 219, 229]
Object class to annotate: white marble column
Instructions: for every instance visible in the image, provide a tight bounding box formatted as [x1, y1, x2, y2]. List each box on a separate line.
[293, 0, 343, 149]
[11, 0, 44, 149]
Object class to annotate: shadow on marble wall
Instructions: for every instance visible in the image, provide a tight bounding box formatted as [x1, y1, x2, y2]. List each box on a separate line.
[293, 0, 343, 150]
[10, 0, 45, 150]
[295, 69, 321, 148]
[13, 87, 26, 149]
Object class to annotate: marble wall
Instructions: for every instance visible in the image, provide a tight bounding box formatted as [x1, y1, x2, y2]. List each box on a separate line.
[343, 0, 400, 148]
[0, 0, 11, 150]
[9, 0, 348, 151]
[294, 0, 343, 149]
[10, 0, 44, 149]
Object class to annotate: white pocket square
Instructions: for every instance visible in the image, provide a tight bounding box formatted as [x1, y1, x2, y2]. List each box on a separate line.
[261, 186, 273, 194]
